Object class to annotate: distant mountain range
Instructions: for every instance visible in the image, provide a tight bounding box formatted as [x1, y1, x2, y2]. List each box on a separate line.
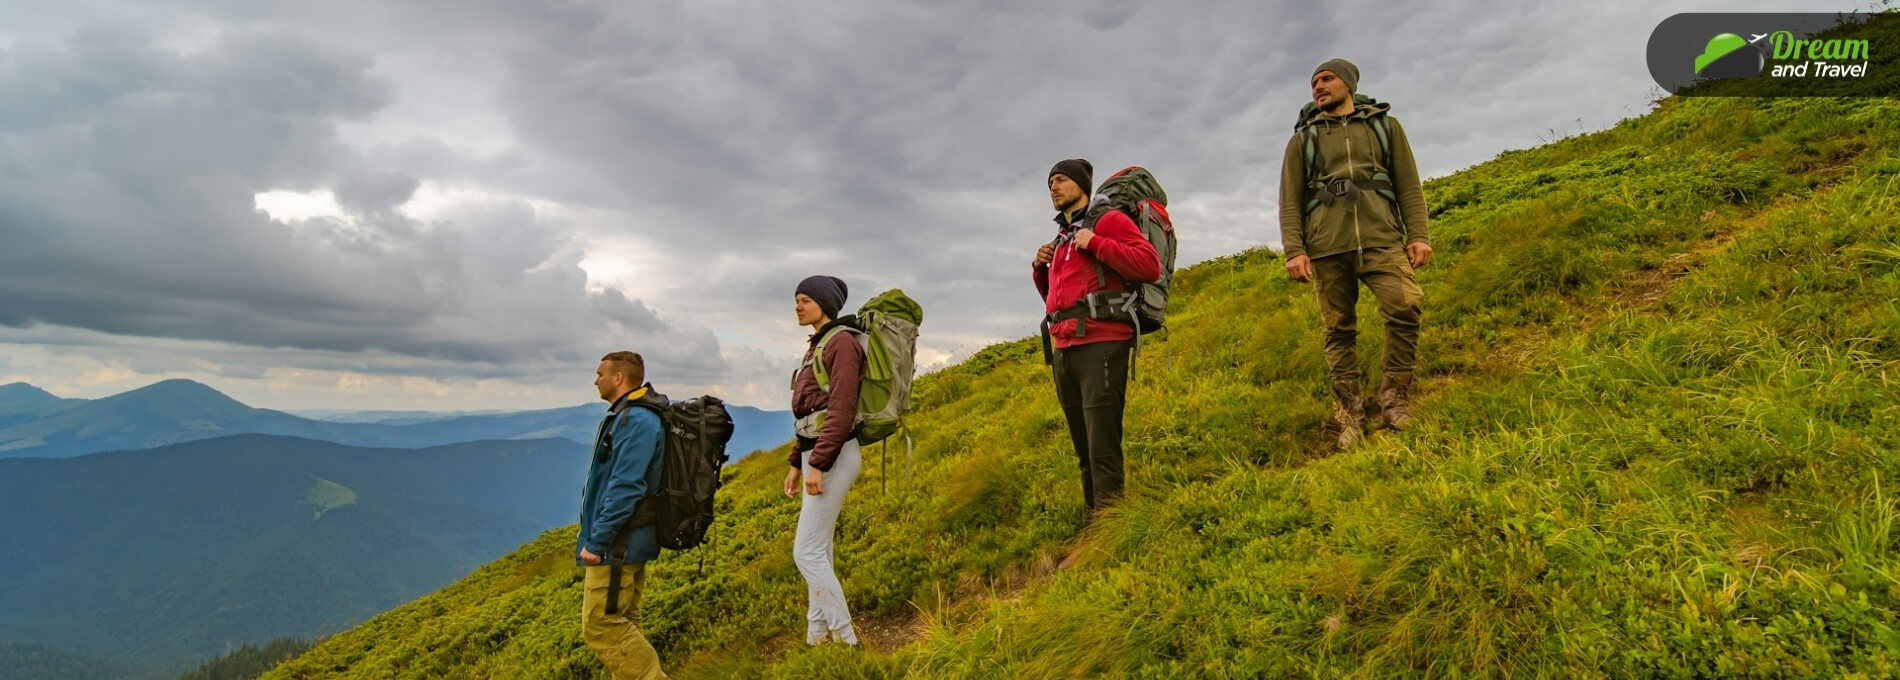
[288, 408, 518, 425]
[0, 379, 794, 678]
[0, 379, 794, 676]
[0, 380, 793, 462]
[0, 434, 590, 677]
[0, 382, 84, 429]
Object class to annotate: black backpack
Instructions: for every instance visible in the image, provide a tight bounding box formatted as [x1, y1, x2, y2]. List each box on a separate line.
[617, 393, 734, 553]
[602, 392, 732, 615]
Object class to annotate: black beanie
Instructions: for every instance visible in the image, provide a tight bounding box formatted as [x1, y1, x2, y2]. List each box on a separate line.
[796, 275, 848, 320]
[1049, 158, 1094, 196]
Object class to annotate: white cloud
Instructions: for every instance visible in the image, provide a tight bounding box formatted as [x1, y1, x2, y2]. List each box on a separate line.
[255, 189, 348, 222]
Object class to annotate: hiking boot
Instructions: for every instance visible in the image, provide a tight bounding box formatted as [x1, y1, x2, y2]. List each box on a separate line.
[1376, 372, 1415, 431]
[1331, 381, 1367, 447]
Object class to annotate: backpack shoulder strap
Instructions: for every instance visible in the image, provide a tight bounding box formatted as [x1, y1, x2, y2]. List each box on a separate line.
[1075, 209, 1110, 289]
[810, 326, 862, 392]
[614, 407, 635, 429]
[1300, 124, 1319, 181]
[1369, 114, 1393, 173]
[1082, 205, 1157, 289]
[1299, 124, 1322, 214]
[614, 398, 668, 551]
[595, 407, 628, 463]
[614, 400, 667, 456]
[626, 401, 663, 416]
[1367, 112, 1399, 206]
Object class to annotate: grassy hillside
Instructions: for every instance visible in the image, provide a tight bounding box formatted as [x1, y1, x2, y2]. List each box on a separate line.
[262, 37, 1899, 680]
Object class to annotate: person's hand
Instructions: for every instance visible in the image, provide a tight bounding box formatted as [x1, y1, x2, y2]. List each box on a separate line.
[579, 548, 602, 565]
[804, 468, 825, 496]
[1034, 243, 1055, 267]
[1285, 254, 1313, 283]
[784, 468, 801, 499]
[1073, 228, 1096, 250]
[1407, 242, 1433, 269]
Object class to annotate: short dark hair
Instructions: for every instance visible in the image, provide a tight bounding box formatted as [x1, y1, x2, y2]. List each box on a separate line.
[600, 351, 645, 385]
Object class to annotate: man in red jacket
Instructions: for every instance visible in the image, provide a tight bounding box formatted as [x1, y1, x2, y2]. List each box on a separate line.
[1033, 158, 1162, 518]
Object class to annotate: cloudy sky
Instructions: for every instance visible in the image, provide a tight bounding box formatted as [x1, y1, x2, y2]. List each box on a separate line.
[0, 0, 1821, 412]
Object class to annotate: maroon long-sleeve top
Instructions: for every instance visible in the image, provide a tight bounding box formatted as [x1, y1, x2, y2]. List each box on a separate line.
[788, 318, 865, 472]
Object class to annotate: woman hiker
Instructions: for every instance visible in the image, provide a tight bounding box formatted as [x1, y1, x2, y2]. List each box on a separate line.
[784, 274, 865, 647]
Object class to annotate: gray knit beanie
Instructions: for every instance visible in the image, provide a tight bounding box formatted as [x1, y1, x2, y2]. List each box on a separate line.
[1313, 58, 1360, 93]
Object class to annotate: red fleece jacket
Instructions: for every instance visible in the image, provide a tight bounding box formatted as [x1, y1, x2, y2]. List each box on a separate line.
[1033, 208, 1162, 348]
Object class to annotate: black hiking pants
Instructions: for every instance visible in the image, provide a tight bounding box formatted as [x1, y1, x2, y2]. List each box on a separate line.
[1051, 338, 1132, 513]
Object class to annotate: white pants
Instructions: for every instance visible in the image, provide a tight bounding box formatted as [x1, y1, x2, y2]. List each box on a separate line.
[795, 439, 861, 644]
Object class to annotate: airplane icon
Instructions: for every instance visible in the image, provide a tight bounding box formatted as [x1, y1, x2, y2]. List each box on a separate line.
[1748, 33, 1768, 43]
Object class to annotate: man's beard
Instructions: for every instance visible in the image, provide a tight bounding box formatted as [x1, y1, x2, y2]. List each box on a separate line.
[1323, 93, 1351, 114]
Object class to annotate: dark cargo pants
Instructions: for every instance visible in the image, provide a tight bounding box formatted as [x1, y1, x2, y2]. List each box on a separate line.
[1312, 247, 1424, 384]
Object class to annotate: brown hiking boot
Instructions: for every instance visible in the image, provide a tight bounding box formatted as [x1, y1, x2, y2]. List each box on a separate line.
[1377, 372, 1415, 431]
[1331, 381, 1367, 447]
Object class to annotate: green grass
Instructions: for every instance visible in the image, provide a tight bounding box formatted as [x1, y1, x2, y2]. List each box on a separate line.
[262, 17, 1900, 680]
[301, 476, 357, 519]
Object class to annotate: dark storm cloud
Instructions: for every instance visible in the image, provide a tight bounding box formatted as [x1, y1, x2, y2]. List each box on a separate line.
[0, 25, 723, 382]
[0, 0, 1801, 405]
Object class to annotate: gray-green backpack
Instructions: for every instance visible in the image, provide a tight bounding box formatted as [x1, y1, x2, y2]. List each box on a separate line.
[1081, 166, 1177, 335]
[810, 289, 923, 447]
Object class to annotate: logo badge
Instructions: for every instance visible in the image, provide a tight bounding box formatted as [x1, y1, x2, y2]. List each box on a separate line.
[1693, 33, 1764, 78]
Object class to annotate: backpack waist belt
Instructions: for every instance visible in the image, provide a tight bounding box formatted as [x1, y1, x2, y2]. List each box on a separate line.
[1039, 290, 1139, 364]
[1306, 177, 1394, 207]
[793, 411, 862, 445]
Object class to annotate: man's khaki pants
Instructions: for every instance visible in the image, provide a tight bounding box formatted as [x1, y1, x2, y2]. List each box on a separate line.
[582, 564, 667, 680]
[1311, 247, 1424, 384]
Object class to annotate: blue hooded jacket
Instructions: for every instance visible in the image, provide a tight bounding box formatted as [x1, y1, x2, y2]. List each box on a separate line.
[577, 384, 667, 565]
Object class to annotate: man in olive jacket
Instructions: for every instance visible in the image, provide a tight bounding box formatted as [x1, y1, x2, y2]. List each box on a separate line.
[1278, 58, 1433, 446]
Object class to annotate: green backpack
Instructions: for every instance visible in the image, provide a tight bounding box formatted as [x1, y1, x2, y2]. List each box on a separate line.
[1082, 166, 1177, 335]
[1295, 93, 1396, 214]
[810, 289, 923, 447]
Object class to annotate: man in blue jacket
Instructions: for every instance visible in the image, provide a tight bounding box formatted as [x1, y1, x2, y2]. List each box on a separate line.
[579, 350, 669, 680]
